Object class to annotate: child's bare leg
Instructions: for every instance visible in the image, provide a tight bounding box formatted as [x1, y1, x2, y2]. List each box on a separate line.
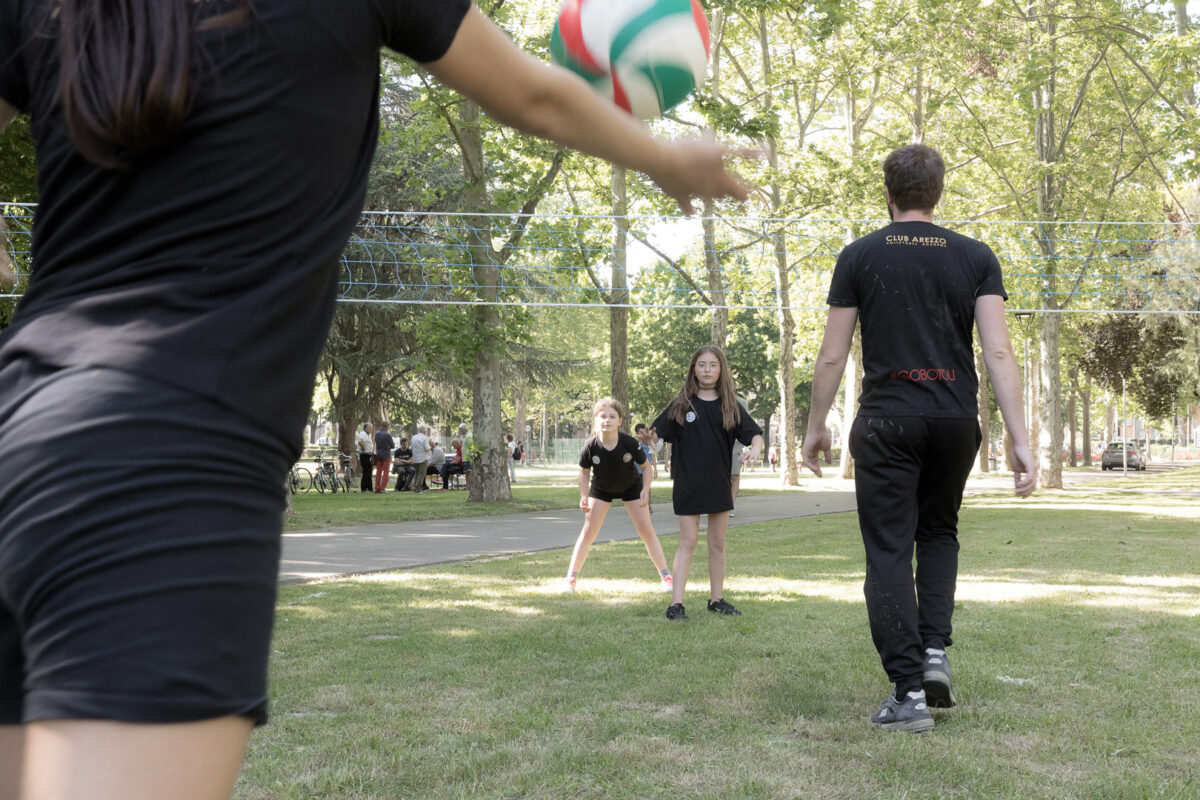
[672, 515, 701, 604]
[566, 499, 611, 578]
[706, 511, 731, 601]
[625, 502, 668, 574]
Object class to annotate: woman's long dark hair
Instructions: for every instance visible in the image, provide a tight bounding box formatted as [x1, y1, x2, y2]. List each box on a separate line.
[57, 0, 248, 169]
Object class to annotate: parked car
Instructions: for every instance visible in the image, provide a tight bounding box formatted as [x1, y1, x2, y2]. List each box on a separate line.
[1101, 441, 1146, 471]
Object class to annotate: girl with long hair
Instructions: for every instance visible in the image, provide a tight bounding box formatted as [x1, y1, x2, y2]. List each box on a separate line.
[561, 398, 672, 594]
[650, 346, 763, 621]
[0, 1, 748, 796]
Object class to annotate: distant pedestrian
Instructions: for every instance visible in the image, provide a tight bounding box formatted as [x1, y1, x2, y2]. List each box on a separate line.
[650, 346, 762, 621]
[768, 442, 778, 472]
[410, 426, 431, 493]
[373, 422, 395, 493]
[356, 422, 375, 492]
[562, 398, 672, 594]
[505, 433, 518, 484]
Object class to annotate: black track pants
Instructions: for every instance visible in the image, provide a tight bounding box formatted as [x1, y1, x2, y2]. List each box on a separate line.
[849, 416, 981, 692]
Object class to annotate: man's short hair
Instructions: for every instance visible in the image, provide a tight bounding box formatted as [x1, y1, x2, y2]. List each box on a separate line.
[363, 423, 371, 431]
[634, 423, 646, 433]
[883, 144, 944, 213]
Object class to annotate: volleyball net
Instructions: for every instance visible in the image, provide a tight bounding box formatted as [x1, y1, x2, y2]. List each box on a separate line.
[4, 206, 1200, 314]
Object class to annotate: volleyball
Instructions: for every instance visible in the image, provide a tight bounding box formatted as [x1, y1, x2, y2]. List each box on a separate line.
[550, 0, 711, 120]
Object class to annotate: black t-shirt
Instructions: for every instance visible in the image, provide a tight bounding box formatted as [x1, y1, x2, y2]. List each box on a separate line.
[0, 0, 470, 449]
[578, 433, 645, 495]
[652, 397, 761, 515]
[394, 447, 413, 464]
[827, 221, 1007, 419]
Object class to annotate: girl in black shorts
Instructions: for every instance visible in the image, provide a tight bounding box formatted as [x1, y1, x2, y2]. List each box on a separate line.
[0, 1, 749, 797]
[650, 346, 763, 621]
[561, 398, 672, 594]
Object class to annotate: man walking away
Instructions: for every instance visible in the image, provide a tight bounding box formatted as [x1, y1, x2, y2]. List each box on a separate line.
[803, 144, 1036, 733]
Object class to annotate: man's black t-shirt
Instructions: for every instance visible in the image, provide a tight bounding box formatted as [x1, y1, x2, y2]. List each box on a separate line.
[827, 221, 1007, 419]
[651, 397, 761, 515]
[578, 433, 645, 495]
[0, 0, 470, 446]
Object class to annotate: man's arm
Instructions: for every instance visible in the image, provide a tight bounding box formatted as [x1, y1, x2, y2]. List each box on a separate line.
[975, 295, 1036, 497]
[802, 306, 858, 476]
[0, 98, 16, 132]
[425, 7, 748, 215]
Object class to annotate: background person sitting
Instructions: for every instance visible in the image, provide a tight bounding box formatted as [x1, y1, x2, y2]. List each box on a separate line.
[392, 437, 416, 491]
[440, 439, 466, 490]
[422, 442, 446, 491]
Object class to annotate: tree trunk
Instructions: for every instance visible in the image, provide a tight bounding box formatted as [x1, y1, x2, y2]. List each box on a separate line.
[610, 167, 630, 430]
[704, 209, 726, 348]
[1178, 2, 1196, 106]
[759, 11, 799, 487]
[1039, 314, 1063, 488]
[774, 234, 799, 487]
[705, 9, 727, 350]
[460, 99, 511, 503]
[1082, 387, 1092, 465]
[1030, 0, 1063, 488]
[1067, 377, 1077, 467]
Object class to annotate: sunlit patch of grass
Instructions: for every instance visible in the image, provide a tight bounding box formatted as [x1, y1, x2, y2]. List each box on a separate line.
[241, 469, 1200, 800]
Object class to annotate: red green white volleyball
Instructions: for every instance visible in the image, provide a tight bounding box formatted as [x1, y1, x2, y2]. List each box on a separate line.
[551, 0, 711, 120]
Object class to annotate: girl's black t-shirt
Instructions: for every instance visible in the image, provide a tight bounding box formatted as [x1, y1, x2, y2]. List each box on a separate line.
[652, 397, 761, 515]
[0, 0, 470, 449]
[827, 221, 1008, 419]
[578, 433, 645, 495]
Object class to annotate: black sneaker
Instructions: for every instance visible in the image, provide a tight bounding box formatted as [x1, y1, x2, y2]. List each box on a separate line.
[706, 598, 742, 616]
[922, 648, 956, 708]
[666, 603, 688, 621]
[869, 689, 934, 733]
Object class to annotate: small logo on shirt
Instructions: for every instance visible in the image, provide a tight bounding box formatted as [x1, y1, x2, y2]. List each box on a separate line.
[622, 452, 632, 463]
[592, 455, 601, 465]
[891, 368, 957, 382]
[685, 411, 697, 422]
[885, 234, 948, 248]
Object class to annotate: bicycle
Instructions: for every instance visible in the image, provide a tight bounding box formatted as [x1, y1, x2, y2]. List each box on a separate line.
[287, 462, 313, 494]
[313, 451, 347, 494]
[340, 452, 360, 492]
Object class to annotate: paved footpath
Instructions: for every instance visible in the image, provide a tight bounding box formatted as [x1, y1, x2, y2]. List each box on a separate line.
[280, 488, 859, 584]
[279, 466, 1156, 584]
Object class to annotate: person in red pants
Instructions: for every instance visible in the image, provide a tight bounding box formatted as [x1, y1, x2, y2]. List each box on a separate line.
[373, 422, 395, 493]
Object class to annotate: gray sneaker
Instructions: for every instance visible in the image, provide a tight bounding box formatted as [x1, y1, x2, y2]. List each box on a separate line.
[922, 648, 956, 708]
[869, 690, 934, 733]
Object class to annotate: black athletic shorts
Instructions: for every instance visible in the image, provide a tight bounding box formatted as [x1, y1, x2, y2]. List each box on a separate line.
[588, 483, 642, 504]
[0, 357, 292, 726]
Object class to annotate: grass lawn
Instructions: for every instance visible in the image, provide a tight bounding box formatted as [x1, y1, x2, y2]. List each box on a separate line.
[243, 468, 1200, 799]
[285, 465, 778, 531]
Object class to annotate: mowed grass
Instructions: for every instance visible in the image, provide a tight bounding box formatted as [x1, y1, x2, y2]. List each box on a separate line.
[242, 468, 1200, 800]
[285, 465, 777, 531]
